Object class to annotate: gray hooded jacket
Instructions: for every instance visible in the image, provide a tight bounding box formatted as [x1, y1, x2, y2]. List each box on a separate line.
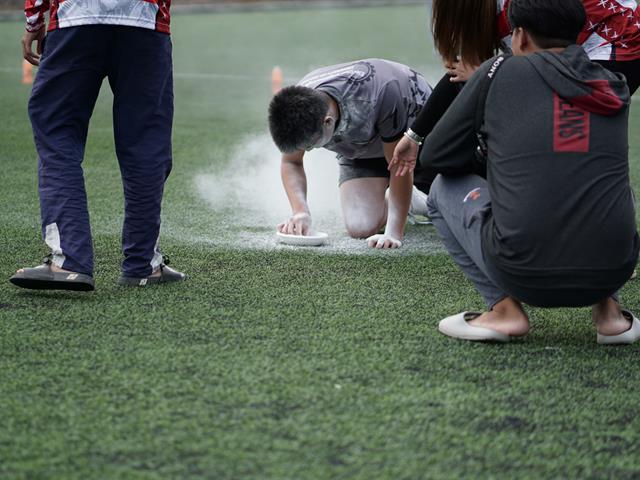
[422, 45, 638, 306]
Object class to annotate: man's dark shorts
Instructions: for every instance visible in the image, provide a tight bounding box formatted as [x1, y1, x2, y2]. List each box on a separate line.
[337, 155, 437, 195]
[338, 156, 389, 186]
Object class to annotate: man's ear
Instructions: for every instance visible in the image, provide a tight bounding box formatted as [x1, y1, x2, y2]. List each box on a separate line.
[511, 27, 530, 55]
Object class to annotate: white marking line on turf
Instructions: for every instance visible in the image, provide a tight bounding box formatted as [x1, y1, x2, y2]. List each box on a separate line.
[0, 67, 19, 72]
[0, 67, 296, 83]
[174, 72, 272, 81]
[4, 65, 640, 103]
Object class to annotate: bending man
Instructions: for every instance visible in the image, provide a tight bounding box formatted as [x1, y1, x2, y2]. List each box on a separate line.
[268, 59, 433, 249]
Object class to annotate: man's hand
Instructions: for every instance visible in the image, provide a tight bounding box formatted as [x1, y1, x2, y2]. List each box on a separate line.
[22, 27, 45, 66]
[366, 233, 402, 249]
[389, 134, 419, 177]
[277, 212, 311, 236]
[444, 59, 479, 83]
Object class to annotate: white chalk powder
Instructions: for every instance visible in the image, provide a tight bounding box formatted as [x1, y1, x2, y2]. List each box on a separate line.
[194, 133, 444, 255]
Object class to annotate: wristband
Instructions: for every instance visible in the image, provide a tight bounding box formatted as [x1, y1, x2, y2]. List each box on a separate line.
[403, 128, 424, 146]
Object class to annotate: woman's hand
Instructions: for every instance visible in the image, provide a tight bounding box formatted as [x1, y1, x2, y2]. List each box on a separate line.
[444, 59, 480, 83]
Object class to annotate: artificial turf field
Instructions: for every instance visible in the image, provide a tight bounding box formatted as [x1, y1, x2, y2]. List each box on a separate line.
[1, 4, 640, 479]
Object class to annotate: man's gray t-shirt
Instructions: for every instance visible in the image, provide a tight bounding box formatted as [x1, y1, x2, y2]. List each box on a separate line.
[298, 59, 431, 160]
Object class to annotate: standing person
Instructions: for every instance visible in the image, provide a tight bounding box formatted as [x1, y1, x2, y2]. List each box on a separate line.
[391, 0, 640, 177]
[424, 0, 639, 344]
[11, 0, 186, 291]
[268, 59, 432, 249]
[579, 0, 640, 95]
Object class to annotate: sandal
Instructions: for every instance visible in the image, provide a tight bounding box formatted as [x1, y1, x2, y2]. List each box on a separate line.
[438, 311, 512, 343]
[9, 255, 95, 292]
[597, 309, 640, 345]
[118, 257, 186, 287]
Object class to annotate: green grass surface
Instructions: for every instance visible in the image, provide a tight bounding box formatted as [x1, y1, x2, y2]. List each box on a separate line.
[1, 6, 640, 479]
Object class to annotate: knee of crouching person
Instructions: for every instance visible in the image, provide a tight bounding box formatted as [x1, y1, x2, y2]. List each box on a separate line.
[426, 174, 442, 217]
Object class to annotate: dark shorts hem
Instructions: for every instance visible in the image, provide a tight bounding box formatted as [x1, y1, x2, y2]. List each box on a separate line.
[338, 156, 390, 186]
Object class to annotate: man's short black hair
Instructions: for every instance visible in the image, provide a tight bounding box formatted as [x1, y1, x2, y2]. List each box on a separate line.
[508, 0, 586, 49]
[268, 85, 329, 153]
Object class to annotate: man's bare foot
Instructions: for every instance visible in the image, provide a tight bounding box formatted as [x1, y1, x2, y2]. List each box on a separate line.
[592, 297, 631, 336]
[16, 263, 73, 274]
[468, 297, 530, 337]
[10, 259, 94, 291]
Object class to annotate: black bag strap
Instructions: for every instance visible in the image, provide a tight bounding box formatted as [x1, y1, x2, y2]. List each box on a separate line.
[475, 54, 512, 159]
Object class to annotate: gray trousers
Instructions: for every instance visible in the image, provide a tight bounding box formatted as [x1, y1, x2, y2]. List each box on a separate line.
[426, 174, 506, 308]
[427, 174, 619, 308]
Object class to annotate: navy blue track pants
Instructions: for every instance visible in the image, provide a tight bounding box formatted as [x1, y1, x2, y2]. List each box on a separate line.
[28, 25, 173, 277]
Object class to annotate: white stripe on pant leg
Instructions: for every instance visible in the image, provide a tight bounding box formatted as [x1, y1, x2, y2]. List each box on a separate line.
[150, 236, 163, 272]
[45, 222, 66, 268]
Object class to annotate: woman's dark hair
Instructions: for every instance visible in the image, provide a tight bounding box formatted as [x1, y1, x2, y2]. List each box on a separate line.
[431, 0, 502, 66]
[268, 86, 328, 153]
[508, 0, 586, 48]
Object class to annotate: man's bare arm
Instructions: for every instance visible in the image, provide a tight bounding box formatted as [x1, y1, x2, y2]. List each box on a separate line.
[279, 150, 312, 235]
[367, 139, 413, 249]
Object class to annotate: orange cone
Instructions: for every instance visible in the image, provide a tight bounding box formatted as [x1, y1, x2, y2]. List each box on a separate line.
[271, 66, 283, 95]
[22, 59, 33, 85]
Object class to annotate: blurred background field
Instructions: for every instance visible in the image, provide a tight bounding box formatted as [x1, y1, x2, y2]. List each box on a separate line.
[1, 3, 640, 479]
[0, 0, 425, 14]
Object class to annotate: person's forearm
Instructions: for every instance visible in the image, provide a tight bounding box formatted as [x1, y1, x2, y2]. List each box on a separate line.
[385, 171, 413, 240]
[281, 161, 310, 215]
[418, 60, 491, 174]
[410, 73, 463, 138]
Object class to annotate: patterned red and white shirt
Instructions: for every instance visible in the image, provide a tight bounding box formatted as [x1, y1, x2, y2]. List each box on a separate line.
[25, 0, 171, 34]
[498, 0, 640, 61]
[497, 0, 512, 47]
[579, 0, 640, 61]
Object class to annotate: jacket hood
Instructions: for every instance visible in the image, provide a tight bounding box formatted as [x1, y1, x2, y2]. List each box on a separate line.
[526, 45, 630, 116]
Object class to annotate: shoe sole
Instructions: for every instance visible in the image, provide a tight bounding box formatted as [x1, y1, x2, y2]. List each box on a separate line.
[118, 274, 187, 287]
[10, 276, 95, 292]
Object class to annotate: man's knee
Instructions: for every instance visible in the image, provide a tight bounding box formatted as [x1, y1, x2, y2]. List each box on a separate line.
[345, 218, 383, 239]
